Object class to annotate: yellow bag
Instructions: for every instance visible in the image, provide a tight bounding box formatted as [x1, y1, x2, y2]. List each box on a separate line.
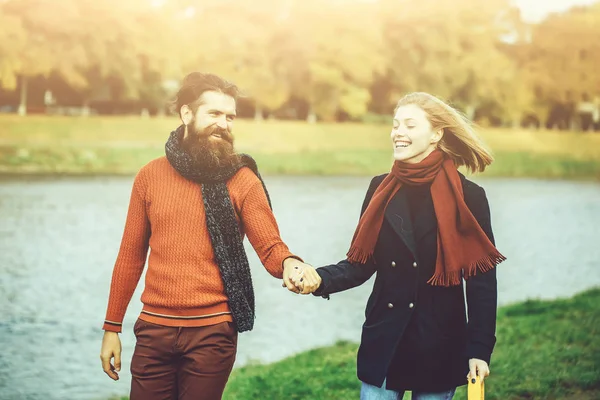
[467, 376, 485, 400]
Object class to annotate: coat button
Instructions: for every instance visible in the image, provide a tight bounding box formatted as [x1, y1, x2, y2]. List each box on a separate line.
[391, 261, 396, 267]
[413, 262, 418, 268]
[387, 303, 394, 309]
[408, 303, 414, 309]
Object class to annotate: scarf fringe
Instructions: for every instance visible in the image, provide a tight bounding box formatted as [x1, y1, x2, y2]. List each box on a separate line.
[428, 251, 507, 287]
[347, 246, 372, 265]
[427, 270, 463, 287]
[466, 251, 507, 277]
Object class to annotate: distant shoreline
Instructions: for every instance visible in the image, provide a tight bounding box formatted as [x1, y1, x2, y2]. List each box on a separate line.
[1, 116, 599, 180]
[0, 148, 598, 180]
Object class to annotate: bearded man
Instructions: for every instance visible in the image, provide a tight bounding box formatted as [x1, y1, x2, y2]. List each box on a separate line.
[99, 72, 320, 400]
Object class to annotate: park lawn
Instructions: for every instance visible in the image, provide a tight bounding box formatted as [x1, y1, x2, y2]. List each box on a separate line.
[1, 115, 600, 179]
[107, 288, 600, 400]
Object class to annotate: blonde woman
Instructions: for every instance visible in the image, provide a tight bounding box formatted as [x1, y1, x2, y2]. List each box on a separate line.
[297, 93, 506, 400]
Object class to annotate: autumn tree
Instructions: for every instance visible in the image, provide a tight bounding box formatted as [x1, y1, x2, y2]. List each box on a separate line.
[0, 0, 91, 115]
[0, 0, 182, 115]
[282, 0, 384, 122]
[176, 0, 293, 120]
[515, 2, 600, 128]
[379, 0, 524, 123]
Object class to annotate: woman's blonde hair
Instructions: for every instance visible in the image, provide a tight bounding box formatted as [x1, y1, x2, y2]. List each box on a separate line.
[395, 92, 493, 173]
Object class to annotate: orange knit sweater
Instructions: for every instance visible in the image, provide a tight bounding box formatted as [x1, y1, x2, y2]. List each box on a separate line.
[103, 157, 297, 333]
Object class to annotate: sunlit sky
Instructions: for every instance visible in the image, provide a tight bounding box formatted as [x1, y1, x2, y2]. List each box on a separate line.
[514, 0, 599, 22]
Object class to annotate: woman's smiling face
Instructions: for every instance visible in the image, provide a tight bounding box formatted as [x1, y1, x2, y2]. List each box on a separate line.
[391, 103, 443, 164]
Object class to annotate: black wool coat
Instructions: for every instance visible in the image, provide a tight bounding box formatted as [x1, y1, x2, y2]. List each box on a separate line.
[313, 173, 498, 392]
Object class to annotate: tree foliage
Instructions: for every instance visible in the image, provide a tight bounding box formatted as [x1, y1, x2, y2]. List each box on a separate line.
[0, 0, 598, 125]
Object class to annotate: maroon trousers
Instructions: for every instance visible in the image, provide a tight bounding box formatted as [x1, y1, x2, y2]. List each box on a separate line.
[130, 319, 238, 400]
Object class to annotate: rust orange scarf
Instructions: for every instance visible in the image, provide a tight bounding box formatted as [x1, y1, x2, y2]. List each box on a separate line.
[347, 150, 505, 286]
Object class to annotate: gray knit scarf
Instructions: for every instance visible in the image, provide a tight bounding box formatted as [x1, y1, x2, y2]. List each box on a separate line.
[165, 125, 271, 332]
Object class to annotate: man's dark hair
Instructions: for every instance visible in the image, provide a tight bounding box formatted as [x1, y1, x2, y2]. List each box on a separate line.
[172, 72, 240, 116]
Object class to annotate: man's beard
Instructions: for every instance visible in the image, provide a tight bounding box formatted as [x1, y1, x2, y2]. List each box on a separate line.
[182, 124, 239, 170]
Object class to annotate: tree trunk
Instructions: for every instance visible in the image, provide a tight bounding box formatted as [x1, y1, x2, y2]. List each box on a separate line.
[254, 105, 264, 122]
[306, 104, 317, 124]
[18, 76, 28, 116]
[569, 116, 576, 131]
[511, 115, 520, 129]
[82, 99, 91, 117]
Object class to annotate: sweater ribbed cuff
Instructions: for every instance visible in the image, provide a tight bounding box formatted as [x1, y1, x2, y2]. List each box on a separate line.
[103, 320, 123, 333]
[284, 255, 304, 264]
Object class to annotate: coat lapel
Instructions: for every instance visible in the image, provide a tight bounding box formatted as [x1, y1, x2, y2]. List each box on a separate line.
[384, 187, 417, 259]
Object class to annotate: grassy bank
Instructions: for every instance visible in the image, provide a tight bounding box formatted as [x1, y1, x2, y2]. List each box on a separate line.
[107, 288, 600, 400]
[221, 288, 600, 400]
[2, 115, 600, 179]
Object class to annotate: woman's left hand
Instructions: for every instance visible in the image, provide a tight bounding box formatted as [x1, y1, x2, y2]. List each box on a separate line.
[467, 358, 490, 383]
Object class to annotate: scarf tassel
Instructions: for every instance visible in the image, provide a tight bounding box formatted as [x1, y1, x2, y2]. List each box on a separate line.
[347, 246, 373, 265]
[427, 251, 507, 287]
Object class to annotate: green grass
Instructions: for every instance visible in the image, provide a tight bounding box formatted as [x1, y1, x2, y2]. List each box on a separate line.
[1, 115, 600, 179]
[221, 289, 600, 400]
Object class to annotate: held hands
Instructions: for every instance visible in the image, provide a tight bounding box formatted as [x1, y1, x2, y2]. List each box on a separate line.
[282, 258, 322, 295]
[100, 331, 122, 381]
[467, 358, 490, 383]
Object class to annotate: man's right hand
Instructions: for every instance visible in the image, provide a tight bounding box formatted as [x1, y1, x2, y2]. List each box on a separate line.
[100, 331, 122, 381]
[282, 258, 322, 295]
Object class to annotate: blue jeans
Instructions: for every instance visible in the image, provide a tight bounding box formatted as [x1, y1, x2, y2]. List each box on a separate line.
[360, 380, 456, 400]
